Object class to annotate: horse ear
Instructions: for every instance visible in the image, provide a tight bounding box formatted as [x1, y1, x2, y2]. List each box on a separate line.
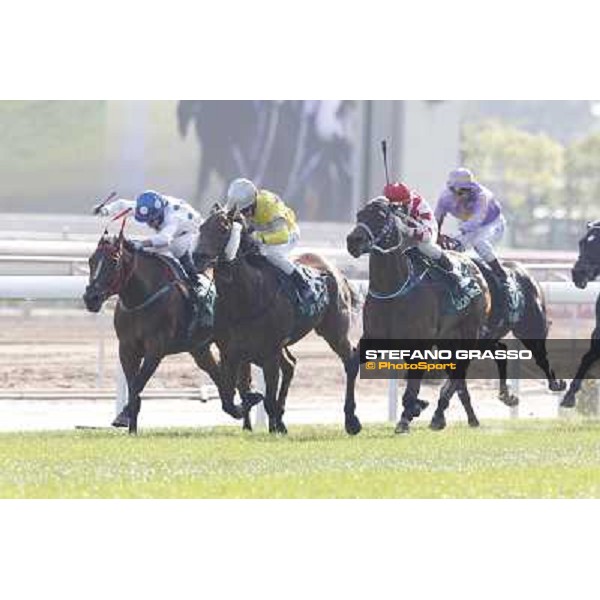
[211, 202, 222, 215]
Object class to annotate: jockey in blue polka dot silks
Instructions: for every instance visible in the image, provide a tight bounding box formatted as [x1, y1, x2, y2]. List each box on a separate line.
[93, 190, 203, 291]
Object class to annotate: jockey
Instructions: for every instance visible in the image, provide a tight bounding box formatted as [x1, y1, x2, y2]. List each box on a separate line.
[225, 177, 312, 303]
[383, 181, 460, 282]
[435, 168, 507, 282]
[93, 191, 204, 331]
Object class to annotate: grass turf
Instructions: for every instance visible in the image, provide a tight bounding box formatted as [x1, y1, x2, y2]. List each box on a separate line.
[1, 419, 600, 498]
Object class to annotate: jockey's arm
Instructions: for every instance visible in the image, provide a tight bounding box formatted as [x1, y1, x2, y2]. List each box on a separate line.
[254, 217, 291, 245]
[433, 198, 447, 232]
[458, 193, 489, 236]
[96, 198, 135, 217]
[406, 199, 436, 244]
[147, 221, 178, 249]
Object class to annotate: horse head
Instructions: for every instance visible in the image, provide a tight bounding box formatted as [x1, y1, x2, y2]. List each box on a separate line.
[195, 207, 258, 273]
[572, 220, 600, 289]
[82, 232, 134, 312]
[346, 196, 410, 258]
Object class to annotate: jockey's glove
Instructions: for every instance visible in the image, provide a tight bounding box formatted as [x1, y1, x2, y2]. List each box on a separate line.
[92, 204, 109, 217]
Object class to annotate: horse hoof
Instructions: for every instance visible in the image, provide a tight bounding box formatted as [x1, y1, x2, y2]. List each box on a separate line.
[277, 422, 288, 435]
[560, 393, 576, 408]
[223, 403, 244, 420]
[499, 392, 519, 407]
[550, 379, 567, 392]
[395, 420, 410, 434]
[242, 392, 264, 410]
[468, 418, 480, 428]
[345, 416, 362, 436]
[412, 399, 429, 417]
[111, 413, 129, 428]
[429, 417, 446, 431]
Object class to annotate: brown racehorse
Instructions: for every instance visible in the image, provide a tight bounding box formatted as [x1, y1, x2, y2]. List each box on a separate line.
[346, 197, 490, 433]
[437, 234, 566, 407]
[82, 229, 257, 434]
[194, 206, 362, 435]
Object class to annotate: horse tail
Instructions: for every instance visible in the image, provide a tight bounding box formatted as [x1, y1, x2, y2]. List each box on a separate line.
[505, 260, 550, 335]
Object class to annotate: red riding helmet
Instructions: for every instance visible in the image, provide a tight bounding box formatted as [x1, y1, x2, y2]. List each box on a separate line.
[383, 182, 412, 204]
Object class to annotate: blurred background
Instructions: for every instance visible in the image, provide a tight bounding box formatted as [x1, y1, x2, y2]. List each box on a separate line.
[2, 100, 600, 249]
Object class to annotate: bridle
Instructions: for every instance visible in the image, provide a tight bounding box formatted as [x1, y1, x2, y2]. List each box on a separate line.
[356, 202, 430, 300]
[89, 238, 135, 300]
[356, 203, 406, 254]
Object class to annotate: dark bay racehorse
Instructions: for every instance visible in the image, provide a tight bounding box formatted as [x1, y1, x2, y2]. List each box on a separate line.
[438, 235, 566, 405]
[195, 206, 361, 435]
[561, 221, 600, 407]
[346, 197, 489, 433]
[82, 229, 255, 434]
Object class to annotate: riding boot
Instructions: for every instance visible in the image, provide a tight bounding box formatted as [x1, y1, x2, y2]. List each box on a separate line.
[488, 259, 511, 331]
[290, 269, 313, 304]
[180, 253, 203, 337]
[435, 251, 462, 286]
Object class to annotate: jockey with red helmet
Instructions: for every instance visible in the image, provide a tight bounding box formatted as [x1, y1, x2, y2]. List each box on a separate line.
[383, 181, 459, 280]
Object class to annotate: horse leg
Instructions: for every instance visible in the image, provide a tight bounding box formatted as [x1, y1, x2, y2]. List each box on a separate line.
[189, 346, 244, 420]
[262, 358, 281, 434]
[316, 324, 362, 435]
[396, 372, 426, 434]
[518, 337, 566, 392]
[275, 348, 297, 435]
[562, 330, 600, 408]
[456, 379, 480, 427]
[342, 347, 362, 435]
[494, 341, 519, 407]
[114, 345, 142, 428]
[127, 354, 162, 435]
[430, 376, 460, 431]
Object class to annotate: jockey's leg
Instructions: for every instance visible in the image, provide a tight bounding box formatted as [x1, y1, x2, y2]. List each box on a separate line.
[472, 222, 510, 330]
[417, 240, 461, 285]
[261, 241, 312, 303]
[174, 234, 204, 336]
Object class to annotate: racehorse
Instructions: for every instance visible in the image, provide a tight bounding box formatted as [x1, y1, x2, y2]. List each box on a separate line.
[194, 205, 362, 435]
[438, 234, 566, 406]
[82, 228, 256, 434]
[346, 197, 490, 433]
[561, 221, 600, 407]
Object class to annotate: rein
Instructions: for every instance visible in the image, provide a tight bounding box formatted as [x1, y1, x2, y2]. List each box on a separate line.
[358, 207, 429, 300]
[367, 250, 431, 300]
[117, 282, 176, 313]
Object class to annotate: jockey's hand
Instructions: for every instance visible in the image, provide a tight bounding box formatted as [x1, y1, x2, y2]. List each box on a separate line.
[130, 240, 145, 252]
[92, 204, 108, 217]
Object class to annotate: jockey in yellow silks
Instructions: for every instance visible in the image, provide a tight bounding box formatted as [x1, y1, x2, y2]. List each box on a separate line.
[225, 178, 312, 302]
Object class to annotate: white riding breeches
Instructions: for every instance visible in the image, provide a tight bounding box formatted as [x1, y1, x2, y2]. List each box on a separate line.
[417, 240, 443, 260]
[259, 229, 300, 276]
[459, 215, 505, 263]
[150, 231, 199, 260]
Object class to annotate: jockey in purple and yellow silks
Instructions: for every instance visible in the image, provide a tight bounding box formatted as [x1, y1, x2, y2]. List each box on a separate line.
[225, 178, 312, 303]
[435, 167, 507, 281]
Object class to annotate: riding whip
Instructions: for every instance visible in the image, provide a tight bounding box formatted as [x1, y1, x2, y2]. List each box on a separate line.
[381, 140, 390, 186]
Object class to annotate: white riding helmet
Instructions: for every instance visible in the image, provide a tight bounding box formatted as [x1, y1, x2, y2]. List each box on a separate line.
[447, 167, 476, 190]
[227, 178, 258, 211]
